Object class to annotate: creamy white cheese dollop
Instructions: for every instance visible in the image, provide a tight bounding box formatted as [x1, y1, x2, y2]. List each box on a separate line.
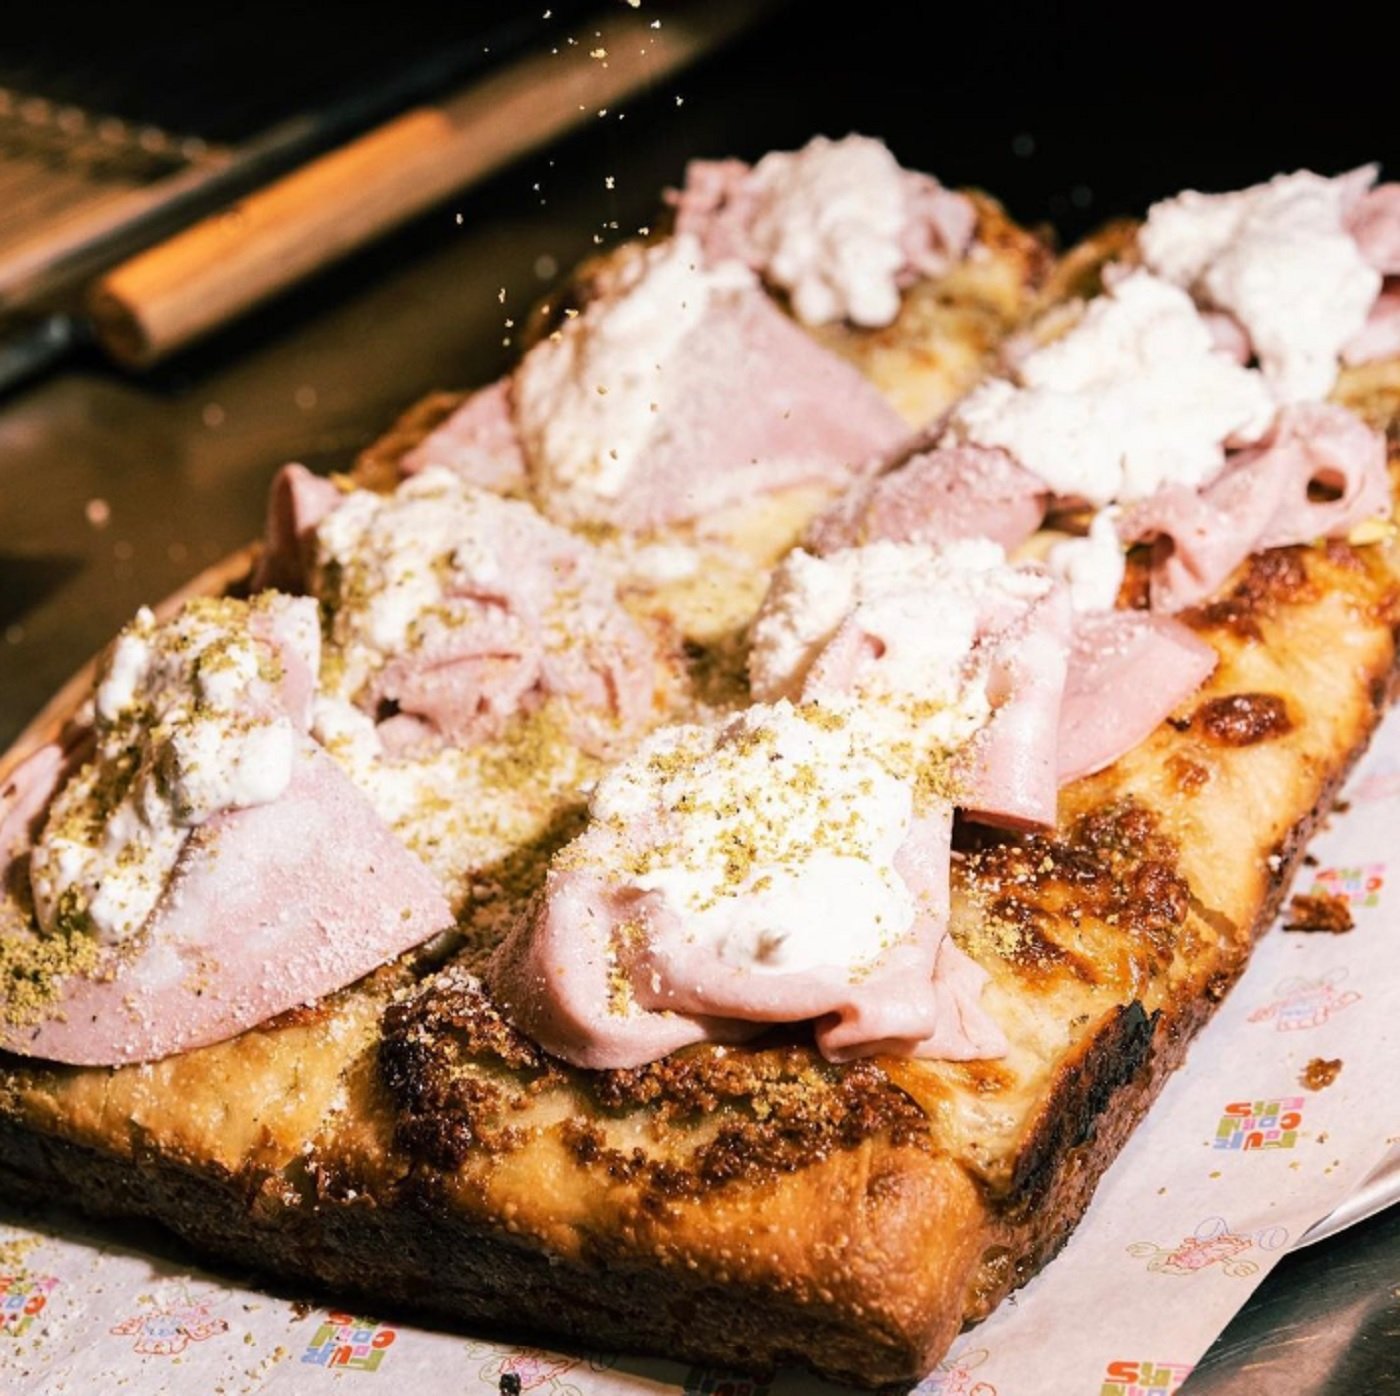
[948, 271, 1276, 505]
[511, 235, 752, 525]
[313, 466, 538, 705]
[734, 134, 931, 329]
[1140, 168, 1382, 402]
[1044, 507, 1127, 613]
[30, 596, 318, 944]
[585, 701, 917, 975]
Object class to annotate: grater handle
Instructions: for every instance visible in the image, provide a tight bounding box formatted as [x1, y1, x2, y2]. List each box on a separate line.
[85, 0, 760, 369]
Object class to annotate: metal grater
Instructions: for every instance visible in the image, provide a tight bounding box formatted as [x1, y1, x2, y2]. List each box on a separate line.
[0, 89, 226, 311]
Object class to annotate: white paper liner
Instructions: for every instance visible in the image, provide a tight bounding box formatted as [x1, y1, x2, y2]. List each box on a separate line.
[4, 714, 1400, 1395]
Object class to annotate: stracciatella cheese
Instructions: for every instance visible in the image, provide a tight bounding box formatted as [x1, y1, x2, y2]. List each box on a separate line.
[1045, 507, 1127, 613]
[732, 134, 938, 329]
[511, 236, 752, 525]
[582, 701, 918, 976]
[948, 271, 1276, 505]
[1139, 169, 1382, 403]
[29, 596, 318, 944]
[312, 466, 542, 705]
[748, 540, 1051, 777]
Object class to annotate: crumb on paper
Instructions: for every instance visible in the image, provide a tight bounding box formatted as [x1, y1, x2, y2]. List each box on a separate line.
[1302, 1057, 1343, 1091]
[1283, 891, 1354, 933]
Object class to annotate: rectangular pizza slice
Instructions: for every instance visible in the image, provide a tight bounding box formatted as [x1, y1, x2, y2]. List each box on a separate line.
[1, 143, 1398, 1389]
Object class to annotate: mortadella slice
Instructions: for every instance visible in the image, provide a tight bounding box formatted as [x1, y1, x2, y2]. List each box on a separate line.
[1057, 611, 1217, 783]
[252, 463, 344, 593]
[399, 377, 529, 493]
[0, 739, 453, 1065]
[487, 870, 756, 1071]
[1347, 183, 1400, 275]
[1121, 404, 1390, 612]
[958, 583, 1074, 830]
[805, 443, 1047, 555]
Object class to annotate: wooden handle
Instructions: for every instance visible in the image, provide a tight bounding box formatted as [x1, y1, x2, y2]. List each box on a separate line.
[87, 1, 760, 368]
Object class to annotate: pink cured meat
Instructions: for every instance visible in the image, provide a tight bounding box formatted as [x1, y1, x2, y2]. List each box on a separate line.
[1121, 404, 1390, 613]
[486, 870, 757, 1070]
[1345, 287, 1400, 367]
[252, 463, 343, 593]
[0, 739, 453, 1065]
[670, 153, 976, 294]
[256, 466, 662, 757]
[360, 504, 660, 754]
[1347, 183, 1400, 275]
[804, 443, 1047, 555]
[400, 377, 529, 493]
[958, 583, 1074, 831]
[1057, 611, 1218, 784]
[489, 807, 1006, 1071]
[534, 287, 908, 531]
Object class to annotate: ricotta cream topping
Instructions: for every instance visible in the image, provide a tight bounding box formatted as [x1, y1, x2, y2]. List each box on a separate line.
[948, 271, 1276, 505]
[512, 236, 752, 525]
[1139, 168, 1382, 402]
[579, 701, 918, 976]
[732, 134, 941, 329]
[30, 595, 318, 944]
[1045, 507, 1127, 613]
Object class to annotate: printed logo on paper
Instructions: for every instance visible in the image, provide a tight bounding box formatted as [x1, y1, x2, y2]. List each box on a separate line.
[109, 1295, 230, 1356]
[300, 1310, 396, 1372]
[1309, 863, 1385, 909]
[0, 1274, 59, 1337]
[1213, 1097, 1305, 1151]
[1099, 1359, 1194, 1395]
[468, 1344, 611, 1394]
[1248, 970, 1361, 1031]
[682, 1369, 773, 1396]
[1127, 1215, 1288, 1279]
[913, 1345, 997, 1395]
[1348, 762, 1400, 804]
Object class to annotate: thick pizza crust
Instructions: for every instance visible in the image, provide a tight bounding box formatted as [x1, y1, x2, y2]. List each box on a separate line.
[1, 224, 1397, 1387]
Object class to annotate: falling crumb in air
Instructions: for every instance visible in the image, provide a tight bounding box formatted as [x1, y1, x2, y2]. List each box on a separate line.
[497, 287, 507, 304]
[675, 95, 684, 106]
[294, 385, 317, 410]
[455, 212, 464, 225]
[202, 403, 226, 428]
[534, 254, 558, 279]
[590, 47, 607, 59]
[605, 176, 616, 190]
[85, 497, 111, 528]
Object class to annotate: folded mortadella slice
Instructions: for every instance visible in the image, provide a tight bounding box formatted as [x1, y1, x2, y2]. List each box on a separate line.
[252, 462, 343, 593]
[958, 582, 1074, 831]
[805, 443, 1047, 555]
[520, 283, 910, 531]
[1057, 612, 1217, 784]
[1347, 182, 1400, 275]
[0, 739, 453, 1065]
[1121, 404, 1390, 612]
[486, 870, 757, 1071]
[400, 377, 529, 493]
[669, 135, 976, 329]
[1345, 290, 1400, 367]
